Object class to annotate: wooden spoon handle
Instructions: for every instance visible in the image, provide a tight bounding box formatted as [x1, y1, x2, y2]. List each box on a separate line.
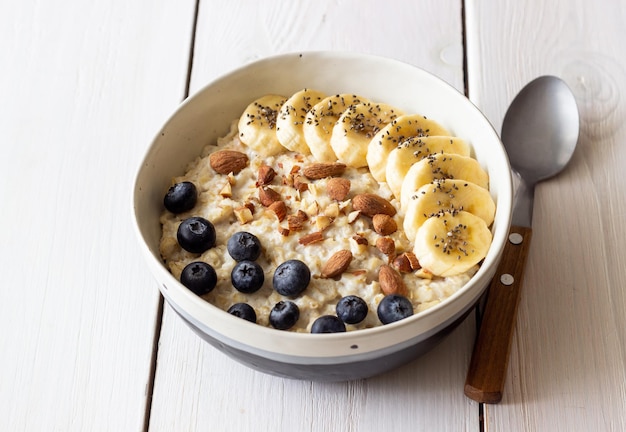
[464, 225, 532, 404]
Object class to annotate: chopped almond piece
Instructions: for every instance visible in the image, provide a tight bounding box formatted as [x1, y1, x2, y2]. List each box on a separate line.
[404, 251, 421, 270]
[315, 215, 333, 231]
[352, 234, 368, 246]
[287, 210, 308, 231]
[269, 201, 287, 221]
[234, 206, 253, 224]
[393, 253, 412, 273]
[259, 186, 281, 207]
[256, 165, 276, 186]
[219, 182, 232, 198]
[299, 231, 324, 245]
[293, 175, 309, 192]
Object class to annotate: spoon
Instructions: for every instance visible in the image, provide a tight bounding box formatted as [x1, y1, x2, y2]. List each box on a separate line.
[464, 76, 579, 404]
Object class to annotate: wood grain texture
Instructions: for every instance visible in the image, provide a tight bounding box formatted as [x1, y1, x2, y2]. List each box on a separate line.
[148, 1, 481, 431]
[150, 305, 479, 432]
[8, 0, 623, 429]
[189, 0, 465, 94]
[0, 1, 196, 430]
[465, 226, 532, 404]
[466, 0, 626, 430]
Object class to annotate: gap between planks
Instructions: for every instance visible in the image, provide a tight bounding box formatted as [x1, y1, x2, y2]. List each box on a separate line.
[142, 1, 201, 431]
[461, 0, 486, 430]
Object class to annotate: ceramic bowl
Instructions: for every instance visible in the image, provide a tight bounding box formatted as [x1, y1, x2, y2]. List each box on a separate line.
[132, 51, 512, 381]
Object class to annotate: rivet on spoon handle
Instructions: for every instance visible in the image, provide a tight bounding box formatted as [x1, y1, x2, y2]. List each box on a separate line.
[464, 226, 532, 404]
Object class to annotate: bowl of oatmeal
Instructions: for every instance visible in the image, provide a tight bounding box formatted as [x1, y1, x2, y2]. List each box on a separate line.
[132, 51, 512, 381]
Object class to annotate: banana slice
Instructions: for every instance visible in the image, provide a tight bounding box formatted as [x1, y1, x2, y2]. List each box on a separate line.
[403, 179, 495, 242]
[330, 102, 402, 167]
[413, 210, 492, 277]
[303, 93, 369, 163]
[238, 94, 288, 156]
[400, 152, 489, 210]
[366, 113, 450, 182]
[276, 88, 326, 155]
[386, 136, 470, 199]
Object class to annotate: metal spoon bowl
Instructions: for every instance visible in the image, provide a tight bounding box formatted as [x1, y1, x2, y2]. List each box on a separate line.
[465, 76, 579, 403]
[503, 76, 580, 226]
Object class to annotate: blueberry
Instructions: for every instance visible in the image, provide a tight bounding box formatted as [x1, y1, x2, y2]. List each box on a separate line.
[227, 231, 262, 262]
[164, 181, 197, 213]
[180, 261, 217, 296]
[272, 260, 311, 297]
[227, 303, 257, 323]
[311, 315, 346, 333]
[231, 260, 264, 293]
[269, 301, 300, 330]
[336, 295, 368, 324]
[177, 216, 216, 254]
[377, 294, 414, 325]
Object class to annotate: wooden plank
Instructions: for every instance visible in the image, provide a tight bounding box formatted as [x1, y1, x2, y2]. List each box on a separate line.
[466, 0, 626, 430]
[188, 0, 465, 93]
[152, 305, 479, 431]
[0, 1, 196, 430]
[149, 1, 481, 431]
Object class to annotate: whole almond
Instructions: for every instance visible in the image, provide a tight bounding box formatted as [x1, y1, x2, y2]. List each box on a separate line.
[209, 150, 249, 175]
[327, 177, 351, 201]
[379, 265, 407, 296]
[302, 162, 346, 179]
[256, 165, 276, 186]
[372, 214, 397, 235]
[321, 249, 353, 278]
[376, 237, 396, 257]
[352, 193, 397, 217]
[258, 186, 281, 207]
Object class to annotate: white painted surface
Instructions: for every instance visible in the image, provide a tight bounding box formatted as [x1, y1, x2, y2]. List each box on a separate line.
[467, 0, 626, 430]
[0, 1, 195, 430]
[2, 0, 625, 430]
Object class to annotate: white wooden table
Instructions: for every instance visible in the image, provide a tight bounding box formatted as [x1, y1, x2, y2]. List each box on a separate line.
[2, 1, 625, 430]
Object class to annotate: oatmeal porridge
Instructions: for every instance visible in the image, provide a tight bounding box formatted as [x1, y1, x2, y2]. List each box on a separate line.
[159, 89, 495, 333]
